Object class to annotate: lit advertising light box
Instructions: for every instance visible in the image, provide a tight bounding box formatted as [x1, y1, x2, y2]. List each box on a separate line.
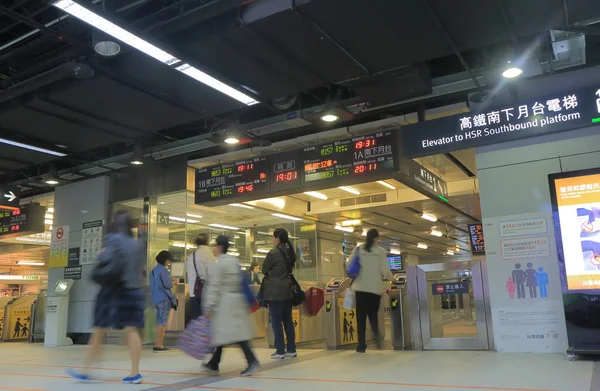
[550, 168, 600, 291]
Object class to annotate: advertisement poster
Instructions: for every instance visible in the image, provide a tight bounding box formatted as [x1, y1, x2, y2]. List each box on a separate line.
[80, 220, 103, 265]
[552, 174, 600, 290]
[483, 212, 568, 353]
[49, 225, 69, 269]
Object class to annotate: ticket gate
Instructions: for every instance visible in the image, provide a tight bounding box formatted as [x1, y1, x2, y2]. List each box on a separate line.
[387, 283, 412, 350]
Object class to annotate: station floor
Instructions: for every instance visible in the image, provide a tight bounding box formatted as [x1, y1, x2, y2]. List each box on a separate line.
[0, 343, 596, 391]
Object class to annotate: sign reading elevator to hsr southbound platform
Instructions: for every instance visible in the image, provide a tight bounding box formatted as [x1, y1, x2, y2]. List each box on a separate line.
[401, 87, 600, 158]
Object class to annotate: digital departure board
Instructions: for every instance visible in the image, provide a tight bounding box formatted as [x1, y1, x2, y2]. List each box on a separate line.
[0, 203, 46, 239]
[468, 223, 485, 255]
[195, 157, 269, 204]
[269, 151, 301, 193]
[302, 131, 396, 187]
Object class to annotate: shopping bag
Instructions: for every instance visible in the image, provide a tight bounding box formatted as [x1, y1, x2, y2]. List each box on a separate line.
[241, 271, 261, 313]
[346, 248, 361, 280]
[343, 289, 355, 310]
[179, 316, 212, 360]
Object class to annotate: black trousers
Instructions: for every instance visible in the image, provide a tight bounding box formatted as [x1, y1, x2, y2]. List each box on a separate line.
[207, 341, 257, 367]
[355, 291, 381, 351]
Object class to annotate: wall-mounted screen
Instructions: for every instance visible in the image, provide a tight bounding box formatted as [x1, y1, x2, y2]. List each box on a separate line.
[387, 255, 403, 272]
[467, 223, 486, 255]
[550, 168, 600, 291]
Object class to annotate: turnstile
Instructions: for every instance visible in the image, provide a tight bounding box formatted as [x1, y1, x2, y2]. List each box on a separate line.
[387, 284, 412, 350]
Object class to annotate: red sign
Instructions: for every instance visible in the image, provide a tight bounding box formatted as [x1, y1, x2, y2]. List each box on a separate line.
[436, 285, 444, 294]
[56, 227, 64, 240]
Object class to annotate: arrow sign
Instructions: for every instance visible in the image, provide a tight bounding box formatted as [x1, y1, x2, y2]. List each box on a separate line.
[350, 310, 355, 319]
[4, 191, 16, 202]
[0, 186, 20, 209]
[596, 89, 600, 97]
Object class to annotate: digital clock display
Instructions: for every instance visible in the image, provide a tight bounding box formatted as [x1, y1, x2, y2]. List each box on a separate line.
[269, 151, 301, 193]
[302, 131, 396, 186]
[0, 203, 46, 239]
[195, 157, 268, 205]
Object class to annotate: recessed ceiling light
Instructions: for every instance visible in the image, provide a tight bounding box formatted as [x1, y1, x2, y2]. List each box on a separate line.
[340, 219, 362, 227]
[389, 249, 401, 255]
[339, 186, 360, 195]
[377, 180, 396, 190]
[421, 213, 437, 222]
[304, 191, 328, 200]
[502, 66, 522, 79]
[446, 250, 455, 256]
[130, 160, 144, 166]
[320, 114, 339, 123]
[430, 229, 443, 237]
[224, 136, 240, 145]
[17, 261, 44, 266]
[209, 223, 240, 231]
[272, 213, 302, 221]
[229, 203, 254, 209]
[186, 213, 203, 219]
[45, 179, 59, 185]
[417, 243, 428, 249]
[334, 224, 354, 233]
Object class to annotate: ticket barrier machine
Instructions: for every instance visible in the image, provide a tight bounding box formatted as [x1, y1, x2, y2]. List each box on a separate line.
[387, 276, 411, 350]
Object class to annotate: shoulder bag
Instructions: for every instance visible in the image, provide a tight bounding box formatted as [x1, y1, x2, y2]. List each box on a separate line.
[346, 246, 361, 280]
[278, 247, 306, 307]
[192, 251, 208, 300]
[152, 269, 179, 310]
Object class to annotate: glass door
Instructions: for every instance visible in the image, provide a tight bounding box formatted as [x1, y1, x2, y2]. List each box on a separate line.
[415, 261, 489, 350]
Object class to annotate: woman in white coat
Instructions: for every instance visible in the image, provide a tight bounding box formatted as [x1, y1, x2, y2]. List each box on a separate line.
[202, 235, 260, 376]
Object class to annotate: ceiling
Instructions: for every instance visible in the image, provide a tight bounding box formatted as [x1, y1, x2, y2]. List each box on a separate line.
[1, 0, 600, 193]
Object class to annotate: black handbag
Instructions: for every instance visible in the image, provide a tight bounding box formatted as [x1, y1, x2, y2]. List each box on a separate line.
[277, 247, 306, 307]
[91, 257, 122, 286]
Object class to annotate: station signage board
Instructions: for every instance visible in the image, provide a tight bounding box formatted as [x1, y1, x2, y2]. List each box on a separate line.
[397, 157, 449, 201]
[0, 203, 46, 239]
[194, 131, 399, 205]
[468, 223, 486, 255]
[432, 282, 469, 295]
[401, 86, 600, 158]
[0, 185, 20, 210]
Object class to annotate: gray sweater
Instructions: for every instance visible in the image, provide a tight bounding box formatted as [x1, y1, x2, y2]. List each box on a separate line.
[99, 233, 144, 289]
[352, 244, 394, 295]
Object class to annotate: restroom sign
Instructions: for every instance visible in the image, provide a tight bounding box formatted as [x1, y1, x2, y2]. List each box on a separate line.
[432, 282, 469, 295]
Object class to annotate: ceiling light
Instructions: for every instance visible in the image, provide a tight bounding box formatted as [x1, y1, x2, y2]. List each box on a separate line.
[0, 137, 67, 157]
[417, 243, 428, 250]
[361, 229, 368, 236]
[502, 64, 523, 79]
[339, 186, 360, 195]
[187, 213, 203, 219]
[93, 31, 121, 57]
[253, 254, 267, 258]
[377, 180, 396, 190]
[389, 249, 401, 255]
[430, 229, 443, 237]
[341, 219, 362, 227]
[209, 223, 240, 231]
[334, 224, 354, 233]
[44, 214, 53, 219]
[53, 1, 259, 106]
[229, 203, 254, 209]
[48, 208, 54, 213]
[446, 250, 455, 256]
[45, 179, 59, 185]
[304, 191, 328, 200]
[257, 248, 270, 254]
[130, 160, 144, 166]
[421, 213, 437, 222]
[17, 261, 44, 266]
[224, 136, 240, 145]
[44, 219, 53, 225]
[272, 213, 302, 221]
[320, 114, 339, 123]
[169, 216, 199, 224]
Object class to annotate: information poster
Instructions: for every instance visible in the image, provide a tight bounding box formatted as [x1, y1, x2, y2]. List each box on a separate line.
[337, 297, 357, 346]
[80, 220, 103, 265]
[552, 174, 600, 290]
[49, 225, 69, 268]
[483, 212, 568, 353]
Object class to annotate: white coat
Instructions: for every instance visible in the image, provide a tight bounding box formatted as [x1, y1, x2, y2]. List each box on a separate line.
[204, 253, 254, 346]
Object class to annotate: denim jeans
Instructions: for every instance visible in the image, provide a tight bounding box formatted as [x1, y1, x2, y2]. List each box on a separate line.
[268, 300, 296, 354]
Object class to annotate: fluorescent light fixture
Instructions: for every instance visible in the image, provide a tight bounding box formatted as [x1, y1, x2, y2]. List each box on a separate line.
[339, 186, 360, 195]
[209, 223, 240, 230]
[341, 219, 362, 227]
[53, 1, 259, 106]
[229, 203, 254, 209]
[45, 179, 59, 185]
[361, 229, 368, 236]
[17, 261, 44, 266]
[446, 250, 455, 256]
[377, 180, 396, 190]
[48, 208, 54, 213]
[0, 137, 67, 157]
[421, 213, 437, 222]
[257, 248, 271, 254]
[252, 254, 267, 258]
[430, 229, 443, 237]
[44, 219, 53, 225]
[229, 251, 240, 257]
[175, 63, 259, 106]
[224, 136, 240, 145]
[130, 160, 144, 166]
[172, 242, 195, 249]
[45, 214, 54, 219]
[304, 191, 328, 200]
[417, 243, 428, 249]
[0, 275, 24, 280]
[389, 249, 401, 255]
[502, 66, 523, 79]
[320, 114, 339, 123]
[186, 213, 203, 219]
[272, 213, 302, 221]
[334, 224, 354, 233]
[169, 216, 200, 224]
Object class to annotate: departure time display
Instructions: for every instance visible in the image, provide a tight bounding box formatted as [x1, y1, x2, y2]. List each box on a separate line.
[269, 151, 301, 193]
[0, 203, 46, 239]
[195, 157, 268, 204]
[468, 223, 486, 255]
[302, 131, 396, 185]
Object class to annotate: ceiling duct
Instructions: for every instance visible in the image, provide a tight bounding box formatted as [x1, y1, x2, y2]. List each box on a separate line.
[546, 30, 586, 71]
[0, 63, 94, 105]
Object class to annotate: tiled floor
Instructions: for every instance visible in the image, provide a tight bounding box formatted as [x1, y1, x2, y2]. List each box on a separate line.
[0, 342, 594, 391]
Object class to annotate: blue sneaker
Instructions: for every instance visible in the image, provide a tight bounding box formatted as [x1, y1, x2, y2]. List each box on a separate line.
[122, 374, 143, 384]
[66, 368, 92, 381]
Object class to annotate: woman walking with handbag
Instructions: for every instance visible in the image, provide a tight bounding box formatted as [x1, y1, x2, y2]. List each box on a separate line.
[352, 229, 394, 353]
[67, 211, 146, 384]
[261, 228, 298, 360]
[186, 234, 216, 322]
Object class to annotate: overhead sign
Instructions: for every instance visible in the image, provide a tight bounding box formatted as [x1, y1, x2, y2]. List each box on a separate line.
[0, 186, 20, 210]
[468, 223, 486, 255]
[397, 158, 449, 201]
[0, 204, 45, 239]
[401, 87, 600, 158]
[432, 282, 469, 295]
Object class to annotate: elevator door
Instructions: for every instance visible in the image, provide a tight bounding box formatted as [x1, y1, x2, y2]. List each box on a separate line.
[409, 261, 490, 350]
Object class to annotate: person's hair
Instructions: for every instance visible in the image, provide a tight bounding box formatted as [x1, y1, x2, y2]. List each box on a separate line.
[195, 233, 208, 246]
[215, 235, 230, 254]
[364, 228, 379, 252]
[156, 250, 172, 265]
[273, 228, 296, 261]
[110, 210, 134, 237]
[251, 262, 259, 269]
